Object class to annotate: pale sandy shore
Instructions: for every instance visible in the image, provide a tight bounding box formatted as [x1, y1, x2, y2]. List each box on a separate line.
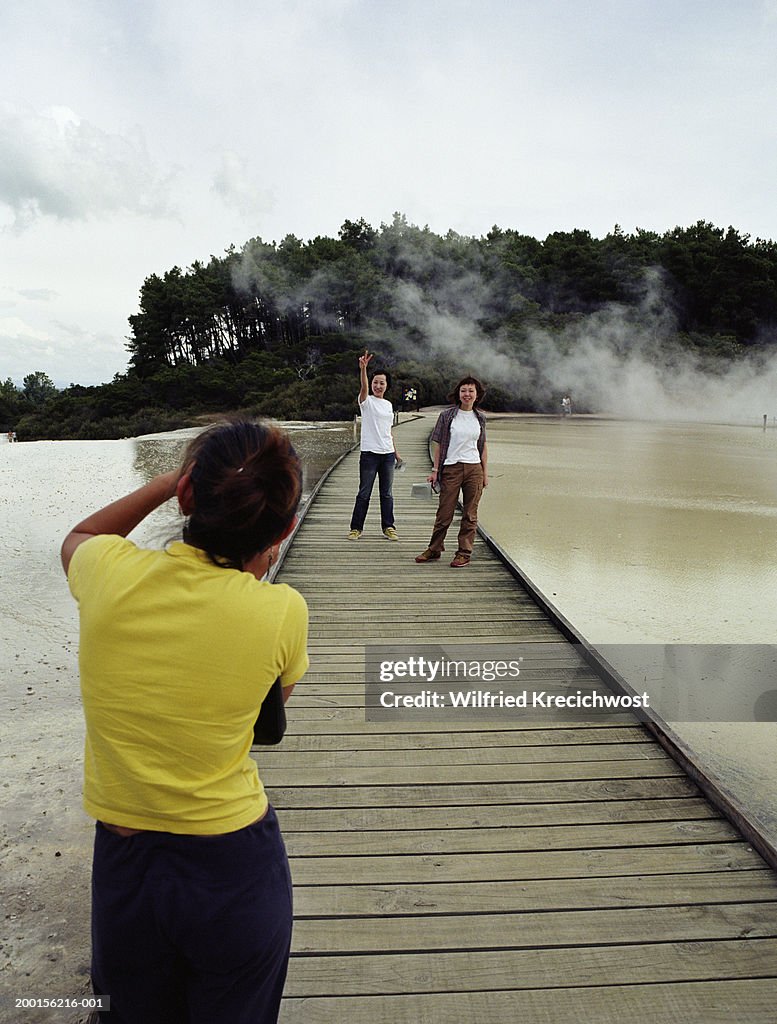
[0, 425, 354, 1022]
[1, 439, 144, 1023]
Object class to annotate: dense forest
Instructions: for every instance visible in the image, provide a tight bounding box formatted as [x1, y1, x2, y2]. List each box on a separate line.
[5, 214, 777, 439]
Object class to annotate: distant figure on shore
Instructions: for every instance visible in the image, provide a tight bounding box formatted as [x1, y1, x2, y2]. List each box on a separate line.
[6, 430, 16, 442]
[415, 375, 488, 568]
[348, 350, 400, 541]
[61, 419, 309, 1024]
[561, 395, 572, 416]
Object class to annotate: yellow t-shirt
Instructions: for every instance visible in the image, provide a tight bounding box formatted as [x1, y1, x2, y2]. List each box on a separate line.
[68, 536, 308, 834]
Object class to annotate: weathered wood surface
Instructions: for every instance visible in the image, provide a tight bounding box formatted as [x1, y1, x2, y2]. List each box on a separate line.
[259, 415, 777, 1022]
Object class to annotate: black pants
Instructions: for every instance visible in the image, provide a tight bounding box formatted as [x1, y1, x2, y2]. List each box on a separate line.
[91, 807, 292, 1024]
[350, 450, 395, 531]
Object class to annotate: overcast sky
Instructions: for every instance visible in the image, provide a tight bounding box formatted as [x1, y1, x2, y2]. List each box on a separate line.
[2, 0, 776, 386]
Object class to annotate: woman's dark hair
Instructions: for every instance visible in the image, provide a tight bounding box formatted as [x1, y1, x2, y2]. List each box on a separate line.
[371, 368, 391, 389]
[447, 375, 486, 408]
[181, 419, 302, 569]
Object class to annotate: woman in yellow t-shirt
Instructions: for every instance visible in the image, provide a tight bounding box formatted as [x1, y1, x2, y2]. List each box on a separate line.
[62, 420, 308, 1024]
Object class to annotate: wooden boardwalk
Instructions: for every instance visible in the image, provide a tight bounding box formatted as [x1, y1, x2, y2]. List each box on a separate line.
[259, 415, 777, 1023]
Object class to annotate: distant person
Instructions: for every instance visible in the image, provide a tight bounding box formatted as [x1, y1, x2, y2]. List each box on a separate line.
[415, 376, 488, 568]
[561, 395, 572, 416]
[348, 350, 400, 541]
[61, 419, 308, 1024]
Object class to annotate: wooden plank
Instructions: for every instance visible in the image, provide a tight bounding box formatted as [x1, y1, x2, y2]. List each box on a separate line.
[265, 725, 649, 750]
[258, 740, 669, 766]
[260, 758, 683, 787]
[292, 868, 777, 917]
[278, 716, 638, 734]
[294, 678, 606, 696]
[300, 626, 568, 640]
[267, 776, 700, 808]
[305, 593, 543, 607]
[298, 648, 593, 664]
[276, 798, 720, 833]
[283, 818, 738, 856]
[278, 979, 777, 1024]
[297, 583, 525, 594]
[284, 938, 777, 996]
[292, 678, 606, 699]
[292, 901, 777, 954]
[300, 648, 587, 662]
[307, 609, 551, 622]
[297, 666, 602, 679]
[287, 842, 762, 886]
[284, 706, 637, 723]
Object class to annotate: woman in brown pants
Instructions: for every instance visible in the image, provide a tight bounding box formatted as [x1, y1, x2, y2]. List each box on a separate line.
[415, 376, 488, 567]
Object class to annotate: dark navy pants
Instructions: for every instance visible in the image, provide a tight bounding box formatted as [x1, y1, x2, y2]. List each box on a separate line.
[350, 450, 395, 531]
[91, 807, 292, 1024]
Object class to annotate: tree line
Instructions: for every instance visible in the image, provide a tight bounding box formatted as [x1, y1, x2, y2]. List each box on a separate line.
[6, 215, 777, 439]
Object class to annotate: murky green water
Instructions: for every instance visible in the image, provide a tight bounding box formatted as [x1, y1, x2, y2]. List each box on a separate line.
[480, 415, 777, 846]
[481, 416, 777, 644]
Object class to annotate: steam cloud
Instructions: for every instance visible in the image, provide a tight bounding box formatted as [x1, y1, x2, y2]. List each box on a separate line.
[235, 231, 777, 424]
[370, 248, 776, 424]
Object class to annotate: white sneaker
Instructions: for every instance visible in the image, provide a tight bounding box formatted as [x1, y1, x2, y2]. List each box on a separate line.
[347, 529, 362, 540]
[383, 527, 399, 541]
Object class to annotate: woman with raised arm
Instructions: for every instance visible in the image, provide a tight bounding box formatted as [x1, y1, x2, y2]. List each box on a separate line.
[61, 419, 308, 1024]
[415, 376, 488, 567]
[348, 349, 400, 541]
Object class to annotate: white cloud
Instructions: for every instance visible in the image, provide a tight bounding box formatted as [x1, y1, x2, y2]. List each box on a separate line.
[0, 316, 50, 342]
[0, 104, 176, 230]
[0, 316, 124, 387]
[17, 288, 59, 302]
[212, 152, 274, 220]
[0, 318, 58, 382]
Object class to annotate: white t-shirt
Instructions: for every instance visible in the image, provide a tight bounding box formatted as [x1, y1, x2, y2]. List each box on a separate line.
[359, 396, 394, 454]
[444, 410, 481, 464]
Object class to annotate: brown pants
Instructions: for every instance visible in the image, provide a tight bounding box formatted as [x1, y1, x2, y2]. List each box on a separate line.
[428, 462, 484, 557]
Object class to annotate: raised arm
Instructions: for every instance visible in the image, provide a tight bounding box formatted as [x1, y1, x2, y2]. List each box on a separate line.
[357, 350, 372, 404]
[60, 469, 182, 574]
